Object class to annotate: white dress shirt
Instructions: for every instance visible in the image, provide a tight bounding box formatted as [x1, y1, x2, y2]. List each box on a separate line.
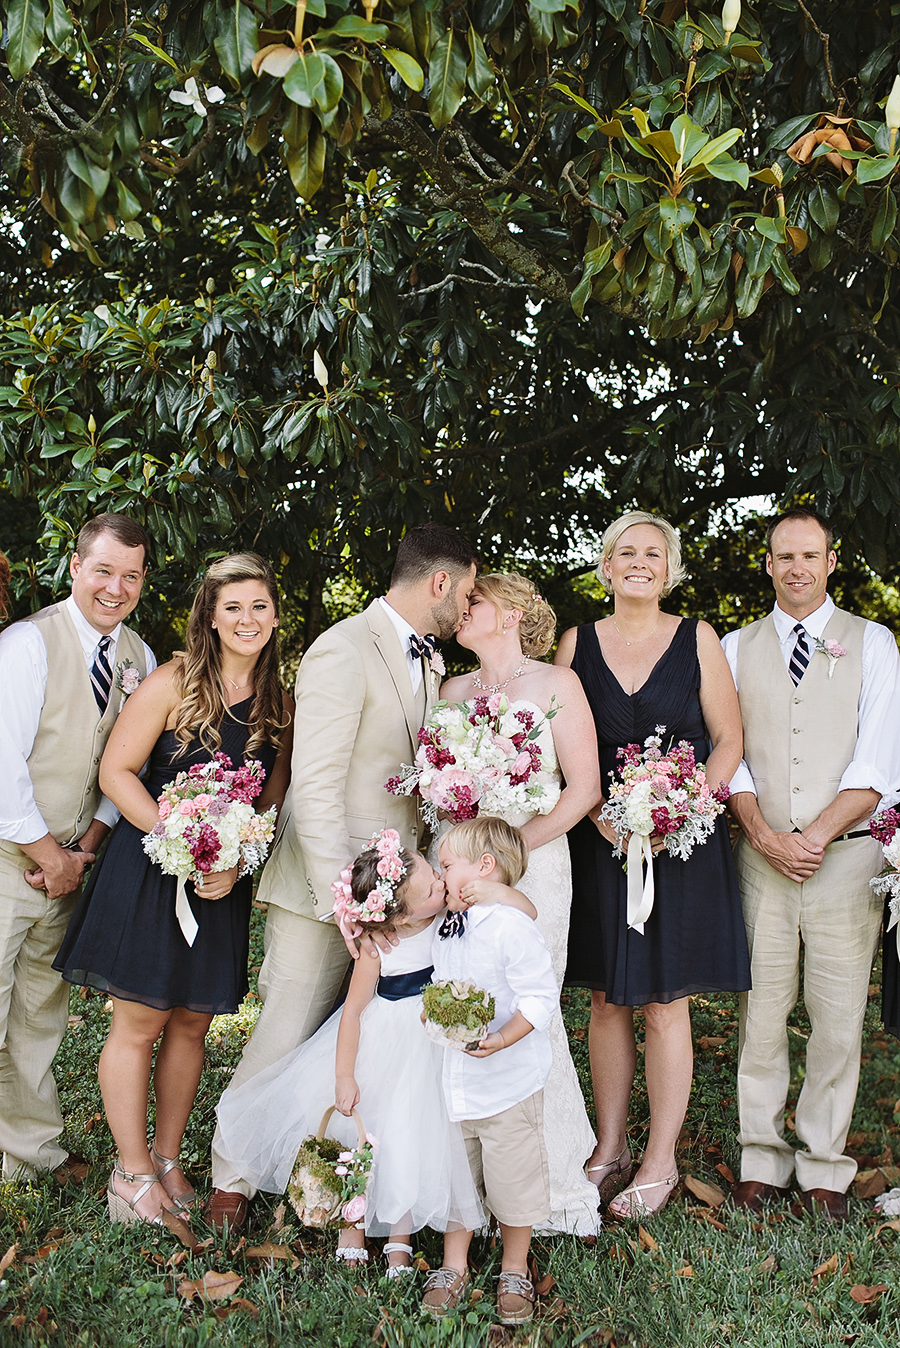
[431, 904, 557, 1122]
[378, 596, 424, 695]
[721, 596, 900, 813]
[0, 594, 156, 843]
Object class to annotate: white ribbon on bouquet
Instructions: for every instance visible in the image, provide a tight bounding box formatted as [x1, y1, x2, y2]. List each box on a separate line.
[175, 876, 199, 946]
[625, 831, 655, 934]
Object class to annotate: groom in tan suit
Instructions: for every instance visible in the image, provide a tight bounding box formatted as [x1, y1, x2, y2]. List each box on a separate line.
[206, 523, 478, 1228]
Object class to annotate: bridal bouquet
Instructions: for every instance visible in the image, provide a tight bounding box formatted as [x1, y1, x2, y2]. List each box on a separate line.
[422, 979, 496, 1052]
[601, 726, 729, 934]
[385, 695, 560, 829]
[142, 752, 277, 945]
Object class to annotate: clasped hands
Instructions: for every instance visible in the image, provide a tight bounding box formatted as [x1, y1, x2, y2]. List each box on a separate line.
[756, 829, 825, 883]
[592, 814, 667, 856]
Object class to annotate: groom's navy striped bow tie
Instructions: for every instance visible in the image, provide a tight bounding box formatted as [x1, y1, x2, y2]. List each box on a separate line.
[438, 909, 468, 939]
[409, 633, 437, 662]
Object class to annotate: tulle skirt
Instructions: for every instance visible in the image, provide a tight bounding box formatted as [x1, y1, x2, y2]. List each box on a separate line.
[215, 993, 483, 1237]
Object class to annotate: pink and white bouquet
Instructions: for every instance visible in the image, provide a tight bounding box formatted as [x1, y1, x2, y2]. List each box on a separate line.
[869, 809, 900, 947]
[142, 752, 276, 945]
[385, 695, 561, 828]
[601, 726, 729, 933]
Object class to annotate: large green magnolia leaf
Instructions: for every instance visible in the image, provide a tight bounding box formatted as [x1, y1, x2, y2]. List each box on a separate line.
[382, 47, 425, 92]
[214, 2, 258, 83]
[286, 120, 326, 199]
[46, 0, 73, 48]
[428, 30, 467, 129]
[284, 52, 326, 108]
[6, 0, 45, 79]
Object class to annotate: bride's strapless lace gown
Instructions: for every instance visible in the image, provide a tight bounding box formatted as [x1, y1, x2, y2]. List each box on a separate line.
[435, 698, 601, 1236]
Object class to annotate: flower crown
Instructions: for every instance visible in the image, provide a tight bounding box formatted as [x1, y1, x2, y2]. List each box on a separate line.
[331, 828, 408, 925]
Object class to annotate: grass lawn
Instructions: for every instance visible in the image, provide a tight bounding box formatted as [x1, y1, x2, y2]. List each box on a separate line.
[3, 904, 900, 1346]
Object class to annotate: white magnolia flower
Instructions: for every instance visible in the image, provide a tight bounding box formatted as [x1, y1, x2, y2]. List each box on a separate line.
[169, 77, 225, 117]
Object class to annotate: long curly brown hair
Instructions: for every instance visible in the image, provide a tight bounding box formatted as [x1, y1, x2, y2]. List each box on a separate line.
[172, 553, 287, 757]
[0, 551, 10, 625]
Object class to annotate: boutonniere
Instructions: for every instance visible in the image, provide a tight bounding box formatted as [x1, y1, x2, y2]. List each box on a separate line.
[115, 658, 142, 698]
[812, 636, 847, 678]
[429, 651, 446, 678]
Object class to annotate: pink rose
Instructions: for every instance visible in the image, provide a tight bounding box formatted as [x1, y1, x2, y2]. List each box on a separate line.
[492, 735, 517, 756]
[178, 800, 196, 816]
[487, 693, 503, 716]
[193, 793, 212, 810]
[512, 752, 532, 778]
[342, 1195, 366, 1223]
[158, 799, 172, 821]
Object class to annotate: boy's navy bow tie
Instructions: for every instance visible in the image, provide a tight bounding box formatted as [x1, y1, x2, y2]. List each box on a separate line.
[438, 910, 468, 939]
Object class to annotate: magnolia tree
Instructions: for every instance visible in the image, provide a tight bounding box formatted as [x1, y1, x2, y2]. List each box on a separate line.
[2, 0, 900, 617]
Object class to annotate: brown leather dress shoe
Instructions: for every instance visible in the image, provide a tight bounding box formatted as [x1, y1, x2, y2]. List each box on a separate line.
[798, 1188, 848, 1222]
[730, 1180, 792, 1212]
[202, 1188, 250, 1232]
[54, 1154, 91, 1186]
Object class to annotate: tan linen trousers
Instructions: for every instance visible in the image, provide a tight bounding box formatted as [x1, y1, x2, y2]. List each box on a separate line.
[0, 847, 78, 1176]
[736, 833, 883, 1193]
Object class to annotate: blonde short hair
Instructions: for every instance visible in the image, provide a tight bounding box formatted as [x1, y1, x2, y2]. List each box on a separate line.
[442, 817, 528, 887]
[474, 572, 556, 659]
[596, 511, 686, 597]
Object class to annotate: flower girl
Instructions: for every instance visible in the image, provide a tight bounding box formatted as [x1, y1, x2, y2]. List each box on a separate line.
[215, 829, 483, 1274]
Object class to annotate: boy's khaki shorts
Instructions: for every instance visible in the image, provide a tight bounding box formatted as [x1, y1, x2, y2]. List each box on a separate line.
[460, 1091, 550, 1227]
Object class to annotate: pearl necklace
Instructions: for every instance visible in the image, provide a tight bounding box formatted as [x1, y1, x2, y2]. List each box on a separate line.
[225, 676, 252, 693]
[612, 615, 661, 647]
[471, 661, 529, 694]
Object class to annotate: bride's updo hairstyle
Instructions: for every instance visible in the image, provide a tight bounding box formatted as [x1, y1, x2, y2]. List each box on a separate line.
[596, 511, 687, 598]
[474, 572, 557, 659]
[172, 552, 286, 757]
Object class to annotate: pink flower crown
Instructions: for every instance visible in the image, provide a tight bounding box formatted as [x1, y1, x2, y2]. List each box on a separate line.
[331, 828, 408, 925]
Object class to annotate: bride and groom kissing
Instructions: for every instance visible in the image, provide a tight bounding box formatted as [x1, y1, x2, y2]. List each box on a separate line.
[206, 522, 605, 1238]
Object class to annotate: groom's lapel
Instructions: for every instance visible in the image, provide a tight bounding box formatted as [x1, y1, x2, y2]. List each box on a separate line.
[364, 600, 421, 747]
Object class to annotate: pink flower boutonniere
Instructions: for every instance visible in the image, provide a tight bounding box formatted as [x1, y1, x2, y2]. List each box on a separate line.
[812, 636, 847, 679]
[115, 658, 143, 699]
[429, 651, 446, 678]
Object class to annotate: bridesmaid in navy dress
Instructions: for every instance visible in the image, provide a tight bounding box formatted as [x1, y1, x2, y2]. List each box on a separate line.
[55, 554, 292, 1227]
[556, 512, 750, 1218]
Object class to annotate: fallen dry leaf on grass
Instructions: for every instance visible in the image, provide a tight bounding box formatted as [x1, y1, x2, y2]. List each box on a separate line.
[684, 1175, 726, 1207]
[637, 1226, 658, 1252]
[849, 1283, 888, 1304]
[674, 1265, 694, 1277]
[854, 1168, 888, 1199]
[758, 1255, 778, 1273]
[213, 1297, 259, 1320]
[716, 1163, 736, 1185]
[692, 1210, 727, 1232]
[0, 1244, 17, 1277]
[534, 1271, 556, 1296]
[698, 1036, 727, 1050]
[244, 1242, 301, 1269]
[178, 1270, 243, 1302]
[875, 1219, 900, 1235]
[811, 1253, 840, 1286]
[160, 1210, 204, 1249]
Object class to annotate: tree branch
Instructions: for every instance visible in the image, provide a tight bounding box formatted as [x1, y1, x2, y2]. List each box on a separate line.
[365, 108, 572, 304]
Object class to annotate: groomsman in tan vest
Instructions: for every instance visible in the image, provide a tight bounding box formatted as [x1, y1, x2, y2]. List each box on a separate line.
[205, 523, 478, 1230]
[722, 508, 900, 1221]
[0, 514, 153, 1180]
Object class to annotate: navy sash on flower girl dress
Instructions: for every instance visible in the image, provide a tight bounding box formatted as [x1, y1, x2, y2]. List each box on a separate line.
[376, 966, 434, 1001]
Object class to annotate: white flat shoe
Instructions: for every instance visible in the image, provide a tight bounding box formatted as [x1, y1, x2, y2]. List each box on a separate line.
[383, 1240, 414, 1279]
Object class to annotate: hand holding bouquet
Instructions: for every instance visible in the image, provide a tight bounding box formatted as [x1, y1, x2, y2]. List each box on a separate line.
[600, 726, 729, 934]
[386, 695, 561, 829]
[142, 752, 277, 945]
[422, 978, 496, 1052]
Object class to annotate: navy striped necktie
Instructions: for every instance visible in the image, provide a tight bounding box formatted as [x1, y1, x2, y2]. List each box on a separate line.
[788, 623, 810, 686]
[90, 635, 113, 713]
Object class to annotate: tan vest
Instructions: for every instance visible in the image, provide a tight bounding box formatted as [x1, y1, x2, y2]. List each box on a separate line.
[736, 608, 865, 831]
[21, 602, 148, 845]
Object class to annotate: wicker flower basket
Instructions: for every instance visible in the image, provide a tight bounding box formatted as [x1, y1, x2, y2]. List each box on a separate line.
[287, 1106, 368, 1229]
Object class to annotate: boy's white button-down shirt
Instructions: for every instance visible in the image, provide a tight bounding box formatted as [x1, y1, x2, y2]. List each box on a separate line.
[431, 904, 558, 1122]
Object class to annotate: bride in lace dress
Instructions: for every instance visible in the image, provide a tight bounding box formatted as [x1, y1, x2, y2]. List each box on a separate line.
[438, 573, 603, 1236]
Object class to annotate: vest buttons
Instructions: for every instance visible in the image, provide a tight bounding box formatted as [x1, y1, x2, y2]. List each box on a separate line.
[792, 786, 800, 793]
[93, 756, 101, 765]
[793, 696, 801, 705]
[792, 757, 799, 765]
[792, 727, 801, 734]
